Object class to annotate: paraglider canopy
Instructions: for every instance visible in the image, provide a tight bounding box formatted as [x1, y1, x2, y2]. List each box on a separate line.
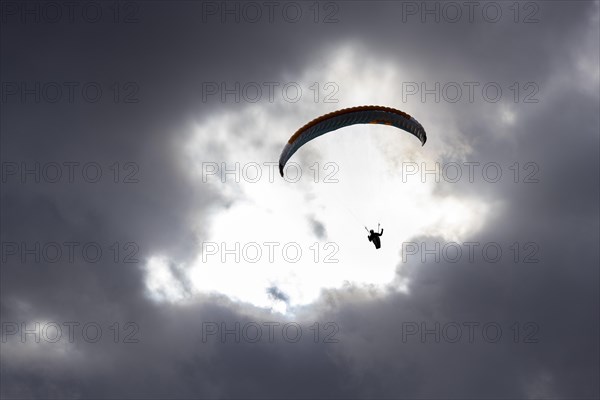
[279, 105, 427, 176]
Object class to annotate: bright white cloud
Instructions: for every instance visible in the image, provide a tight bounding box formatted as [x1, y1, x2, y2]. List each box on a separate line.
[144, 43, 492, 311]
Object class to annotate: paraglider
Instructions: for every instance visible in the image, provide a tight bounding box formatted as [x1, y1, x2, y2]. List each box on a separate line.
[278, 105, 427, 177]
[365, 224, 384, 249]
[278, 105, 427, 249]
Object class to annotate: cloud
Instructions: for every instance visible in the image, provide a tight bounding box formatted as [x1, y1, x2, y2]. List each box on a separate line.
[2, 2, 598, 399]
[266, 285, 290, 304]
[169, 44, 492, 310]
[309, 216, 327, 239]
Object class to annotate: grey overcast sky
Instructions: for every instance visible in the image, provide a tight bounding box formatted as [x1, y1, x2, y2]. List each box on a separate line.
[1, 1, 599, 399]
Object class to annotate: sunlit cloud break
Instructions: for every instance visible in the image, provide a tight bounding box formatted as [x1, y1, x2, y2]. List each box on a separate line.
[144, 44, 491, 310]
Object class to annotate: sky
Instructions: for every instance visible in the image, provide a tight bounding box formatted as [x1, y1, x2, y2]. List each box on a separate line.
[1, 1, 599, 399]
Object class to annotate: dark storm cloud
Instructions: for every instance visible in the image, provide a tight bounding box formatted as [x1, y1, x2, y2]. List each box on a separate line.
[1, 1, 598, 399]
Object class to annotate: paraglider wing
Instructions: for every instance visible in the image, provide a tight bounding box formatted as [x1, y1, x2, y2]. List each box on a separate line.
[278, 105, 427, 177]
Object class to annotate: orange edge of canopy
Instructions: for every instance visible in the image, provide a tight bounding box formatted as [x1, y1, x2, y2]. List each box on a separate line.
[286, 105, 412, 145]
